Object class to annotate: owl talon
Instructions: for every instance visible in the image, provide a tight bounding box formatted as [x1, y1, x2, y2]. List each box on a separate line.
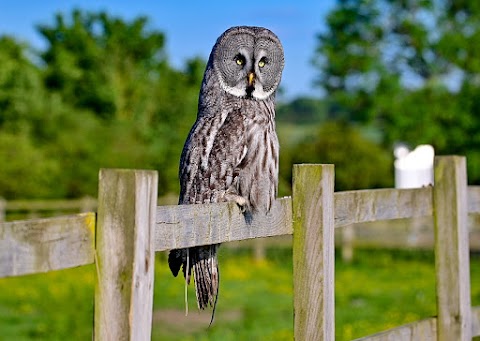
[235, 198, 251, 214]
[236, 199, 248, 213]
[223, 192, 249, 212]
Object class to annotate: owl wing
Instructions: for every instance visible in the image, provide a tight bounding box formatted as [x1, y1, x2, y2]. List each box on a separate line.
[179, 107, 247, 205]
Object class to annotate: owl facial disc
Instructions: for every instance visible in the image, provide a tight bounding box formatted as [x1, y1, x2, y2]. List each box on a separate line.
[210, 26, 284, 101]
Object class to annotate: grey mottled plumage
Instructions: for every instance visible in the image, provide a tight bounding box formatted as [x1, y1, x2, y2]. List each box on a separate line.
[168, 26, 284, 319]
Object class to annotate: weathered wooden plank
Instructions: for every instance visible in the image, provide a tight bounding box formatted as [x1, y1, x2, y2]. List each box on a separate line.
[472, 306, 480, 336]
[94, 169, 158, 341]
[292, 164, 335, 341]
[0, 213, 95, 278]
[433, 156, 472, 341]
[334, 187, 433, 228]
[154, 185, 480, 252]
[353, 317, 437, 341]
[154, 197, 292, 251]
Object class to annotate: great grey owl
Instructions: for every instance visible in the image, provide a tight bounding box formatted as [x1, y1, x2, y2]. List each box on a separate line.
[168, 26, 284, 320]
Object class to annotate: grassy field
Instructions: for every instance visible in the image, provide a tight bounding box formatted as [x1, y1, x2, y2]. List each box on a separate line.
[0, 246, 479, 340]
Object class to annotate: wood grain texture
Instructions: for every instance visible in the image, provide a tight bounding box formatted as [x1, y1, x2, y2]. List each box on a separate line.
[154, 185, 479, 252]
[353, 317, 437, 341]
[154, 197, 292, 251]
[334, 187, 433, 228]
[433, 156, 472, 341]
[0, 213, 95, 277]
[292, 164, 335, 341]
[94, 169, 158, 341]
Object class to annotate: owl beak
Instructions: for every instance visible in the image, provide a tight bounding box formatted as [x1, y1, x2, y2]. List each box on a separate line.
[248, 72, 255, 87]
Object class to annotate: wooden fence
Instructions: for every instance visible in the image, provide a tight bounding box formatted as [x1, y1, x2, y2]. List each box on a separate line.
[1, 156, 480, 340]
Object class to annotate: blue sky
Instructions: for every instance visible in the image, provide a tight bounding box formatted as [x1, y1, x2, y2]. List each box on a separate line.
[0, 0, 336, 99]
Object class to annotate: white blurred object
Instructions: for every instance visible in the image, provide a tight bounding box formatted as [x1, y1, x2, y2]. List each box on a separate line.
[394, 144, 434, 189]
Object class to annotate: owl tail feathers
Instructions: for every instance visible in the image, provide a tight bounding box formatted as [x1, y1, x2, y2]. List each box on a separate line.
[193, 246, 219, 309]
[168, 249, 192, 284]
[168, 246, 220, 325]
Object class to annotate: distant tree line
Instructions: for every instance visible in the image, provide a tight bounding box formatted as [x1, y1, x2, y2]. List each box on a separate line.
[313, 0, 480, 184]
[1, 2, 479, 200]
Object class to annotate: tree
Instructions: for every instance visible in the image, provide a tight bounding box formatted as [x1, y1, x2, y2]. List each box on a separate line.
[0, 10, 205, 199]
[286, 121, 392, 191]
[313, 0, 388, 122]
[0, 36, 44, 133]
[314, 0, 480, 183]
[36, 10, 204, 196]
[276, 97, 327, 124]
[38, 10, 166, 121]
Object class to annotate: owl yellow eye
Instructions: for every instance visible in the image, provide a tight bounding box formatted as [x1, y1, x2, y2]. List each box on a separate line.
[259, 57, 268, 68]
[235, 54, 245, 66]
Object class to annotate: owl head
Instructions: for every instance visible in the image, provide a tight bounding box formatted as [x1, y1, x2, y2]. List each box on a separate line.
[209, 26, 284, 100]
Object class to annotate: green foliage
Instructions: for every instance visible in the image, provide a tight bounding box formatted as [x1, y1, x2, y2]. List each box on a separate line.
[284, 120, 392, 191]
[0, 247, 479, 340]
[35, 10, 203, 195]
[314, 0, 480, 184]
[0, 10, 203, 199]
[0, 131, 60, 199]
[314, 0, 387, 122]
[276, 96, 327, 124]
[38, 10, 166, 120]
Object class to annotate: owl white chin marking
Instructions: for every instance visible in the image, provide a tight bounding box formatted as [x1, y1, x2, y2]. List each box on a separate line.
[222, 83, 273, 100]
[251, 88, 273, 100]
[222, 84, 246, 98]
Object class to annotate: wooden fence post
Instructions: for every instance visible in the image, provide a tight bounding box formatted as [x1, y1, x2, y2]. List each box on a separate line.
[94, 169, 158, 341]
[292, 164, 335, 341]
[433, 156, 471, 341]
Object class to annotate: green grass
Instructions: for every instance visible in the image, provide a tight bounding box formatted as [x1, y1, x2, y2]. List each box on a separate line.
[0, 247, 479, 340]
[336, 248, 439, 340]
[0, 265, 95, 340]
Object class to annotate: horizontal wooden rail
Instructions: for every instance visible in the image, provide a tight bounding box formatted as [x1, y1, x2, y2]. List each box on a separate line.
[154, 186, 480, 252]
[353, 317, 437, 341]
[353, 306, 480, 341]
[155, 187, 432, 253]
[155, 197, 293, 251]
[334, 187, 433, 228]
[2, 185, 480, 278]
[335, 186, 480, 228]
[0, 212, 95, 277]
